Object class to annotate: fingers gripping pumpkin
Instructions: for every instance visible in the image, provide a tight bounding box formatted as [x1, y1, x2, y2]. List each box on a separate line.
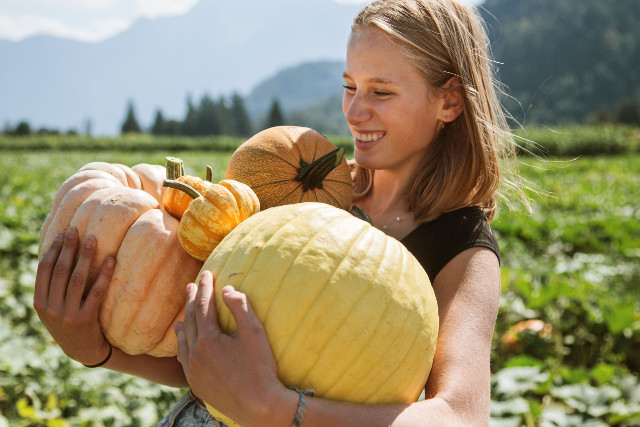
[38, 161, 202, 357]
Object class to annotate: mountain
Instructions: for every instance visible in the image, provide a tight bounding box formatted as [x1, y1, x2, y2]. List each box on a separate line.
[4, 0, 638, 136]
[246, 0, 640, 134]
[246, 60, 346, 122]
[0, 0, 361, 135]
[480, 0, 640, 125]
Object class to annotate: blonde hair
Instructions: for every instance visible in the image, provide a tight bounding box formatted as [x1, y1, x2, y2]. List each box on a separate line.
[350, 0, 525, 222]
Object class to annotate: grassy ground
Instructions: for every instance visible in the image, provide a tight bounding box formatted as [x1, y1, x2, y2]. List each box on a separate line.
[1, 143, 638, 426]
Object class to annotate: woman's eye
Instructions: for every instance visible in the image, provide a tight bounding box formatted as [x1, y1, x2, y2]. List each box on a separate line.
[343, 85, 356, 93]
[374, 91, 392, 97]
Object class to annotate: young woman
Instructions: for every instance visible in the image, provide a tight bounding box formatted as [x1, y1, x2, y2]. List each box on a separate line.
[34, 0, 525, 425]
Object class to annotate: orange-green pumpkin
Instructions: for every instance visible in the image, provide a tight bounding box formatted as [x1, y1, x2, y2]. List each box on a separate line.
[164, 178, 260, 261]
[198, 202, 439, 426]
[38, 161, 202, 357]
[163, 174, 214, 220]
[224, 126, 353, 211]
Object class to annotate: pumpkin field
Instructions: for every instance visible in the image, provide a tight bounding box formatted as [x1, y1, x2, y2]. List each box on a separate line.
[1, 129, 639, 426]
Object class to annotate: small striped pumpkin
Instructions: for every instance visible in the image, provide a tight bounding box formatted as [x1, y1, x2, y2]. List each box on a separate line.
[199, 202, 439, 426]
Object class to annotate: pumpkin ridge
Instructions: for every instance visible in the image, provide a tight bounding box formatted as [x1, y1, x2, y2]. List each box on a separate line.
[270, 181, 305, 207]
[189, 201, 230, 248]
[320, 236, 412, 401]
[314, 186, 340, 207]
[301, 227, 390, 396]
[74, 187, 159, 286]
[218, 180, 259, 221]
[365, 308, 429, 404]
[308, 135, 319, 163]
[259, 210, 351, 346]
[276, 219, 371, 378]
[350, 248, 427, 404]
[320, 177, 354, 187]
[299, 226, 391, 392]
[363, 309, 419, 403]
[130, 235, 183, 354]
[248, 147, 301, 171]
[241, 176, 298, 190]
[372, 310, 432, 401]
[131, 229, 186, 356]
[214, 208, 294, 332]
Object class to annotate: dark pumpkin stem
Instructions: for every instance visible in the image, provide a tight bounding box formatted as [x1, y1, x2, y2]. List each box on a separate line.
[165, 157, 184, 180]
[206, 165, 213, 182]
[295, 147, 344, 191]
[163, 179, 202, 200]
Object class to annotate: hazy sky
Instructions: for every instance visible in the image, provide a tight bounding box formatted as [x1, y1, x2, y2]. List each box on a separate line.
[0, 0, 483, 43]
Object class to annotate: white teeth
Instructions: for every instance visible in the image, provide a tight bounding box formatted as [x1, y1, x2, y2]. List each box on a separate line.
[356, 132, 384, 142]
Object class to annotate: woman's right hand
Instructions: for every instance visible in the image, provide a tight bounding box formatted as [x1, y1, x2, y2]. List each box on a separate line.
[33, 227, 116, 366]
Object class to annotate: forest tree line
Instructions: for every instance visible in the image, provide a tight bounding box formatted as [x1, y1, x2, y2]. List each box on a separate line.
[3, 93, 287, 137]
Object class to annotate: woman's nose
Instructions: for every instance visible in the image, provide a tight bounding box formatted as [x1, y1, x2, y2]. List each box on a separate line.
[343, 93, 373, 125]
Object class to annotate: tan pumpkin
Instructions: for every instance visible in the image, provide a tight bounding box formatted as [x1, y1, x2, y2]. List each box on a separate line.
[199, 202, 439, 426]
[163, 178, 260, 261]
[39, 161, 202, 357]
[224, 126, 353, 210]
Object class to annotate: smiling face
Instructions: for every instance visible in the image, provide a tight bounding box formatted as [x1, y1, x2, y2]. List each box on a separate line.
[342, 27, 445, 174]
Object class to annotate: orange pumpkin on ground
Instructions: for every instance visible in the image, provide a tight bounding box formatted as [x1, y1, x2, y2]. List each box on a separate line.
[500, 319, 554, 357]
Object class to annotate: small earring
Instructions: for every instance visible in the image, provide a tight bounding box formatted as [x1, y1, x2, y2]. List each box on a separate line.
[440, 120, 445, 130]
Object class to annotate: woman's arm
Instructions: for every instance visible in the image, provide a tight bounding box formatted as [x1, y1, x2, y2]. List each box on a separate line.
[33, 228, 188, 388]
[177, 246, 500, 427]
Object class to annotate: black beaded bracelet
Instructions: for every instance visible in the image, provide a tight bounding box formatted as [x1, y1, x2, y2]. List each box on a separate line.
[288, 387, 315, 427]
[83, 342, 113, 368]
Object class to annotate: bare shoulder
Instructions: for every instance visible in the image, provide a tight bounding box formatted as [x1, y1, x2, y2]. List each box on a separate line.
[432, 246, 500, 319]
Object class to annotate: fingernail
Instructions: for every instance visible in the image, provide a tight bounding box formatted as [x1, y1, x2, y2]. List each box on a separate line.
[84, 235, 95, 249]
[54, 233, 64, 242]
[105, 256, 115, 268]
[66, 227, 76, 238]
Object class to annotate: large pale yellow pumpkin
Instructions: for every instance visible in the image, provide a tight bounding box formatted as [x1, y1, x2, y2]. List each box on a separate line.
[199, 202, 439, 426]
[38, 161, 202, 357]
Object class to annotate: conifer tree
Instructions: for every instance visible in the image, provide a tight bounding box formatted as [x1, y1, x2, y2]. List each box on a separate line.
[230, 92, 253, 136]
[151, 109, 166, 135]
[264, 98, 286, 129]
[197, 94, 221, 135]
[182, 95, 199, 136]
[121, 100, 142, 134]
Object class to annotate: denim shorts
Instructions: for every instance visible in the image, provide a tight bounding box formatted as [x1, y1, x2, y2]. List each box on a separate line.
[155, 390, 228, 427]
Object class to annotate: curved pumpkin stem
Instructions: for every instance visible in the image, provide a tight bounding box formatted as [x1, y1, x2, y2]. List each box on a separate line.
[295, 147, 345, 192]
[163, 179, 202, 200]
[166, 157, 185, 180]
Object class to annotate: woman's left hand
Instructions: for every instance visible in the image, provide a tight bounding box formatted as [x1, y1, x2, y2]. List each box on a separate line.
[175, 271, 297, 426]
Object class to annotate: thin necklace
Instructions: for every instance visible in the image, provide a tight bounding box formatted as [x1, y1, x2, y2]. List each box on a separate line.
[381, 216, 401, 230]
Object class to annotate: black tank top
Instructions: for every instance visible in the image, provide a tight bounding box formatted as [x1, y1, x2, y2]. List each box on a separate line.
[401, 206, 500, 283]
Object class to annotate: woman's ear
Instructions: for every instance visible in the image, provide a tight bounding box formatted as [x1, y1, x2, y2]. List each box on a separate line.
[438, 76, 464, 123]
